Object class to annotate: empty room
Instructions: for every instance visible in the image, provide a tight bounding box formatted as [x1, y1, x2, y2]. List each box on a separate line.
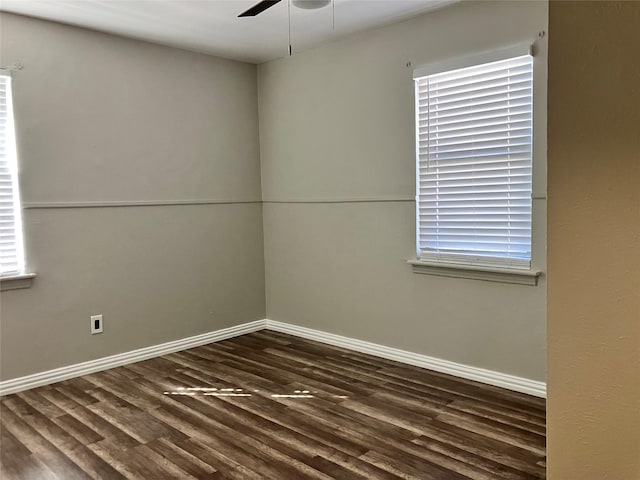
[0, 0, 638, 479]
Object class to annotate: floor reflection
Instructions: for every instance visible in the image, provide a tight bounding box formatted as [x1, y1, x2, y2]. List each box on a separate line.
[162, 386, 349, 400]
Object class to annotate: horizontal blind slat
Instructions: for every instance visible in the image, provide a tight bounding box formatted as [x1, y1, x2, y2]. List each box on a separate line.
[423, 122, 532, 140]
[420, 73, 533, 100]
[421, 85, 533, 112]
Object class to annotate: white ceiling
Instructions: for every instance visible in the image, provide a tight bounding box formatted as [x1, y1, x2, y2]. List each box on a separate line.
[0, 0, 455, 63]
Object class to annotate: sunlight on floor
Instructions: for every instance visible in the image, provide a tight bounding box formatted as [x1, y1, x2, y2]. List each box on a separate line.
[161, 386, 349, 399]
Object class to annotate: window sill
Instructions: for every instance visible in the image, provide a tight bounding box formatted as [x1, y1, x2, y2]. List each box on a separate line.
[408, 260, 541, 286]
[0, 273, 36, 291]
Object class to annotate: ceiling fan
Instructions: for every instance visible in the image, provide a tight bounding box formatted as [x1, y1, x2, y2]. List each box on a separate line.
[238, 0, 331, 17]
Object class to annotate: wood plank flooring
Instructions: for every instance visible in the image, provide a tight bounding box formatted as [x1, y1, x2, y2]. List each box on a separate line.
[0, 331, 546, 479]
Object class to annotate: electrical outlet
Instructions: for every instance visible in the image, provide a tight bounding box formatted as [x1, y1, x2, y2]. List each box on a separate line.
[90, 314, 103, 334]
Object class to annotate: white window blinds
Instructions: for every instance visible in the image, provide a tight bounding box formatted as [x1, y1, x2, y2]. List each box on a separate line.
[0, 73, 25, 275]
[414, 52, 533, 269]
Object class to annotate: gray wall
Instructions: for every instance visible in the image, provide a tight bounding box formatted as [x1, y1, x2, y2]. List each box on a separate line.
[0, 13, 265, 380]
[259, 1, 548, 381]
[1, 1, 549, 384]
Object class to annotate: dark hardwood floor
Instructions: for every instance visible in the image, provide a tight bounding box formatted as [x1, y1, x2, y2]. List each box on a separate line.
[0, 331, 546, 479]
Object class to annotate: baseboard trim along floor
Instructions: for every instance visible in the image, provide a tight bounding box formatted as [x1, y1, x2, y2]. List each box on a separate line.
[265, 320, 546, 398]
[0, 319, 266, 396]
[0, 318, 546, 398]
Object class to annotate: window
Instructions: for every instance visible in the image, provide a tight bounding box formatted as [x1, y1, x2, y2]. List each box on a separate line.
[0, 73, 26, 276]
[414, 47, 533, 270]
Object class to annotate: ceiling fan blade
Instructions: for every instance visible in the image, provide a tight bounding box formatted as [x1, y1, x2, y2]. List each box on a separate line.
[238, 0, 282, 17]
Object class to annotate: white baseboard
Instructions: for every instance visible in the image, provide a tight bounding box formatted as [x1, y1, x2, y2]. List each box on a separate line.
[0, 317, 545, 398]
[0, 319, 267, 396]
[265, 320, 546, 398]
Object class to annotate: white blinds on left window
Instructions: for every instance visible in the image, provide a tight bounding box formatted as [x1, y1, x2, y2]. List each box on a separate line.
[0, 73, 25, 275]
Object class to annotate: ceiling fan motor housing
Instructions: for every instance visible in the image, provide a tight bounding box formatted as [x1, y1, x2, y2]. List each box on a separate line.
[292, 0, 331, 10]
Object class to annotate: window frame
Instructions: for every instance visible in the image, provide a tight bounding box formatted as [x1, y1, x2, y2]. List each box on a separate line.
[411, 45, 541, 282]
[0, 70, 29, 287]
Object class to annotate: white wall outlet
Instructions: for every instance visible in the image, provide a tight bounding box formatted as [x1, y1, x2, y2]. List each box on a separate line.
[90, 314, 103, 334]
